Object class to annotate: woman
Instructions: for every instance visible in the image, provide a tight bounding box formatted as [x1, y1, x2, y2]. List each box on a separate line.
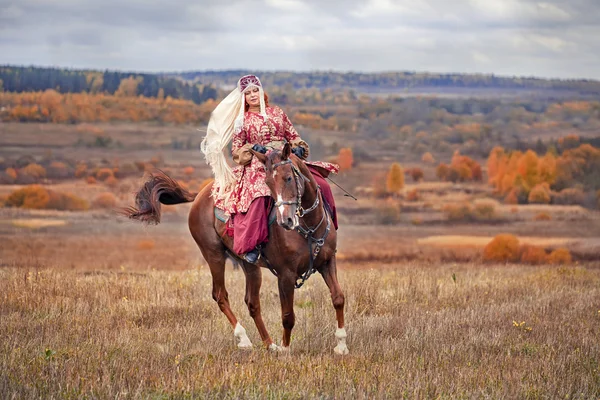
[202, 75, 338, 263]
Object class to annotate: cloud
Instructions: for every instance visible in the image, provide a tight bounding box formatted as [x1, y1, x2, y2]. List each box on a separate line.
[0, 0, 599, 79]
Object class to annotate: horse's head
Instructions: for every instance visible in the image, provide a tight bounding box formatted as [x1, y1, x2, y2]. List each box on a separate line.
[253, 142, 305, 230]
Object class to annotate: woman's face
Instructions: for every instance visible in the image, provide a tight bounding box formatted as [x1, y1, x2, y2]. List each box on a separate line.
[245, 87, 260, 108]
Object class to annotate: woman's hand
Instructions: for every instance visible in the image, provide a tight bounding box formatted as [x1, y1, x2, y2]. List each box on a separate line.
[252, 144, 267, 154]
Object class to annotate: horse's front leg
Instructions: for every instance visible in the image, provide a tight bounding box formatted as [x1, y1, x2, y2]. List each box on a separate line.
[241, 262, 275, 349]
[320, 256, 349, 355]
[275, 271, 296, 351]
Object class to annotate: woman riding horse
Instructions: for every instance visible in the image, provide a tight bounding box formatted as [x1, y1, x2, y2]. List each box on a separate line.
[202, 74, 339, 264]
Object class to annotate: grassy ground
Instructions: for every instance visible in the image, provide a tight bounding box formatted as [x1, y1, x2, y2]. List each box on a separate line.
[2, 262, 599, 398]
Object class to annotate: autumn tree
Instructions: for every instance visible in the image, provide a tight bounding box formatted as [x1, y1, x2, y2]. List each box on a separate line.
[337, 148, 353, 172]
[386, 163, 404, 194]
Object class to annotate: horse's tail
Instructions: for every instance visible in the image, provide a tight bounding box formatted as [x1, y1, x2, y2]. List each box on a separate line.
[122, 170, 198, 224]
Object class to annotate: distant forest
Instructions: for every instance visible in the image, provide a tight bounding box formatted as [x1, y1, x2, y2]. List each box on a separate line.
[175, 70, 600, 96]
[0, 66, 218, 104]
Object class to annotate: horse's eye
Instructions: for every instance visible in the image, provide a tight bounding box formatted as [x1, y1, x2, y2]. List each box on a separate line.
[286, 176, 293, 183]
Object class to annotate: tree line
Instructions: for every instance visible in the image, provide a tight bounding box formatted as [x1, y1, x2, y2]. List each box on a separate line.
[0, 66, 218, 104]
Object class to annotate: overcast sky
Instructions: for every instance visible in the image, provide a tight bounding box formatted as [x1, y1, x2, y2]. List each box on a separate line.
[1, 0, 599, 79]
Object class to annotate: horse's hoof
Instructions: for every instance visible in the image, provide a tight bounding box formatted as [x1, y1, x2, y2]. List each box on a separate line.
[268, 343, 289, 353]
[234, 323, 253, 349]
[334, 344, 349, 355]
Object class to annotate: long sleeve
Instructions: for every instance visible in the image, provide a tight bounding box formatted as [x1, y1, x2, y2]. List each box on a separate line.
[281, 108, 310, 159]
[232, 128, 253, 166]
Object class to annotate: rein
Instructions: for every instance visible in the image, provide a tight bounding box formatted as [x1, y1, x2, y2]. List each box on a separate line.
[266, 158, 331, 289]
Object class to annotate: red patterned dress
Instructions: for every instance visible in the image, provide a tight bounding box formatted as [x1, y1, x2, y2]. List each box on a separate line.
[213, 105, 338, 255]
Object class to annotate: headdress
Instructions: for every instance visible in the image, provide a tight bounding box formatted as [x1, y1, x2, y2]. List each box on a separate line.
[200, 75, 267, 202]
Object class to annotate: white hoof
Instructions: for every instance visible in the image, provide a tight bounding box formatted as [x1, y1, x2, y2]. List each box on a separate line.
[334, 327, 349, 355]
[334, 343, 349, 355]
[268, 343, 289, 353]
[234, 323, 253, 349]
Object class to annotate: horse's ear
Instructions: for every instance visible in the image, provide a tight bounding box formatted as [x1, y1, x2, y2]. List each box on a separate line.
[251, 149, 267, 164]
[282, 142, 291, 160]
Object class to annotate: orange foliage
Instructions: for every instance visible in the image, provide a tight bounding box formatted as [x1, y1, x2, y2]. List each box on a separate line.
[0, 90, 211, 125]
[5, 167, 17, 180]
[528, 183, 551, 204]
[337, 148, 353, 172]
[421, 152, 435, 163]
[520, 245, 548, 265]
[483, 234, 520, 263]
[6, 185, 88, 211]
[93, 192, 117, 209]
[405, 189, 420, 202]
[548, 248, 572, 264]
[533, 212, 552, 221]
[104, 176, 119, 188]
[96, 168, 114, 181]
[21, 163, 46, 180]
[410, 168, 424, 182]
[183, 166, 195, 176]
[86, 176, 97, 184]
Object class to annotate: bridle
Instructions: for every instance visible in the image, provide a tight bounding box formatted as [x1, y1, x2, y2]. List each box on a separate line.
[268, 158, 332, 288]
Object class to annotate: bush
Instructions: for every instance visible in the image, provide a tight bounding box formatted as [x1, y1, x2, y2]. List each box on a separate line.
[548, 248, 572, 264]
[5, 185, 88, 211]
[86, 176, 97, 184]
[96, 168, 114, 181]
[93, 192, 117, 209]
[443, 203, 473, 221]
[528, 184, 551, 204]
[6, 185, 50, 209]
[406, 189, 420, 202]
[46, 161, 72, 180]
[183, 166, 195, 177]
[533, 212, 552, 221]
[104, 176, 119, 188]
[553, 188, 585, 205]
[483, 234, 520, 263]
[75, 164, 88, 178]
[21, 163, 46, 179]
[410, 168, 424, 182]
[137, 239, 156, 250]
[520, 245, 548, 265]
[422, 152, 435, 163]
[374, 200, 401, 225]
[473, 200, 496, 220]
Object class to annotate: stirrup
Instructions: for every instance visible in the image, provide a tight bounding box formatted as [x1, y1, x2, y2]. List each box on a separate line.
[243, 249, 260, 264]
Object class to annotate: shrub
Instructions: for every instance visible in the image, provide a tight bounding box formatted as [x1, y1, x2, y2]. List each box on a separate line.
[104, 176, 119, 188]
[520, 245, 548, 265]
[5, 168, 17, 180]
[553, 188, 585, 205]
[474, 201, 497, 220]
[422, 152, 435, 163]
[533, 212, 552, 221]
[406, 189, 420, 202]
[443, 203, 473, 221]
[93, 192, 117, 209]
[386, 163, 404, 194]
[46, 161, 71, 180]
[374, 200, 401, 225]
[411, 217, 423, 225]
[483, 234, 520, 263]
[95, 168, 114, 181]
[86, 176, 97, 184]
[410, 168, 424, 182]
[47, 192, 90, 211]
[528, 184, 551, 204]
[548, 248, 572, 264]
[183, 166, 195, 176]
[436, 163, 449, 181]
[504, 189, 519, 205]
[6, 185, 50, 209]
[75, 164, 88, 178]
[21, 163, 46, 179]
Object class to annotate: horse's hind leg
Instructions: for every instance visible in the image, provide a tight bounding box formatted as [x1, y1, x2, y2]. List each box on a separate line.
[205, 252, 253, 349]
[320, 256, 349, 355]
[241, 262, 275, 349]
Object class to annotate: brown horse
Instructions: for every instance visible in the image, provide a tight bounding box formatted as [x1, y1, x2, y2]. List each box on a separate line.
[124, 142, 348, 354]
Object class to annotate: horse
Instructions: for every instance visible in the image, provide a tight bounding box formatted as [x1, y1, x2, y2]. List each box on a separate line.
[124, 142, 348, 354]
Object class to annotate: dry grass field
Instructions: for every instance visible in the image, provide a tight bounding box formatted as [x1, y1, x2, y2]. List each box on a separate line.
[2, 262, 600, 398]
[2, 120, 600, 398]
